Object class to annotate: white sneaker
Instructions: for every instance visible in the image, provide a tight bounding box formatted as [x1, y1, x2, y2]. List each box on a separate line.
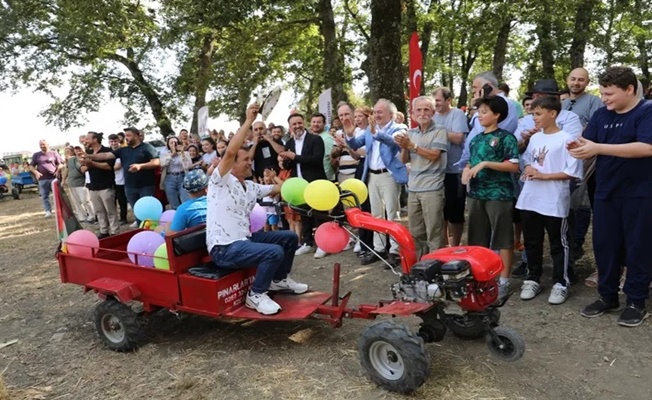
[245, 291, 281, 315]
[295, 243, 313, 255]
[269, 277, 309, 294]
[44, 211, 52, 218]
[342, 240, 353, 251]
[314, 248, 328, 258]
[353, 241, 361, 253]
[520, 280, 542, 300]
[129, 221, 138, 229]
[548, 283, 569, 305]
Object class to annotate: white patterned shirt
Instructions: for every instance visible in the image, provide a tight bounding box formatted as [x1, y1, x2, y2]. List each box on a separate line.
[206, 169, 273, 250]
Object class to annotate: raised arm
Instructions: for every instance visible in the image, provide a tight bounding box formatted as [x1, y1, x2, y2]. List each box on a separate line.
[218, 103, 260, 177]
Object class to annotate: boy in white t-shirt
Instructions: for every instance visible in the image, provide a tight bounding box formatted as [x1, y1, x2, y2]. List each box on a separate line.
[516, 96, 583, 305]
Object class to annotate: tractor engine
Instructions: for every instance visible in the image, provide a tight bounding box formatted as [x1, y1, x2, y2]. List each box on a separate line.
[392, 258, 499, 312]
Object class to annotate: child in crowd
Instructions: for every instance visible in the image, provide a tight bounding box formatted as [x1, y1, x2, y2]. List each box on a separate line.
[461, 95, 520, 300]
[262, 168, 279, 231]
[275, 158, 302, 241]
[516, 96, 583, 304]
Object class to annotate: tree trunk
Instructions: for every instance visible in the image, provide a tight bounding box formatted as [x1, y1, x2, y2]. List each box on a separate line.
[318, 0, 347, 107]
[190, 33, 216, 135]
[535, 3, 555, 78]
[457, 45, 477, 107]
[369, 0, 406, 114]
[492, 18, 513, 83]
[110, 49, 174, 137]
[634, 0, 650, 88]
[569, 0, 597, 68]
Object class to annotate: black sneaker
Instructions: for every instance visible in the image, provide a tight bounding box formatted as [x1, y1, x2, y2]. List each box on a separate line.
[361, 251, 387, 265]
[581, 297, 620, 318]
[617, 305, 649, 327]
[511, 262, 528, 278]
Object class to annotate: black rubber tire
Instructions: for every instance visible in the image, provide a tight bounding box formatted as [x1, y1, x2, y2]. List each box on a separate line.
[358, 321, 430, 394]
[16, 184, 22, 194]
[445, 314, 486, 340]
[93, 299, 144, 352]
[11, 187, 19, 200]
[486, 326, 525, 362]
[418, 319, 447, 343]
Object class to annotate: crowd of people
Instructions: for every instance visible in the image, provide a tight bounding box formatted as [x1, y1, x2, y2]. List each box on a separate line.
[26, 65, 651, 321]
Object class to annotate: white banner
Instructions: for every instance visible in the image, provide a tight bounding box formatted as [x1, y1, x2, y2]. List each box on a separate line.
[318, 88, 332, 125]
[197, 106, 209, 138]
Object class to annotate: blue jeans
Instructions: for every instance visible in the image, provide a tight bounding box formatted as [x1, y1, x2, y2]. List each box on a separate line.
[210, 230, 299, 294]
[38, 179, 54, 212]
[124, 186, 156, 223]
[164, 173, 189, 210]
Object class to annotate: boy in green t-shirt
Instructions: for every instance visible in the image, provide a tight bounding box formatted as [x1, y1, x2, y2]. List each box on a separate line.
[462, 96, 520, 300]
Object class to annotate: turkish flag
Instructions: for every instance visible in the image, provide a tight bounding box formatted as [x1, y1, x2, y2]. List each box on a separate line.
[408, 32, 423, 128]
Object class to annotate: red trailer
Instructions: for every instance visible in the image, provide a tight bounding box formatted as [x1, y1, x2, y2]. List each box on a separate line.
[55, 189, 525, 394]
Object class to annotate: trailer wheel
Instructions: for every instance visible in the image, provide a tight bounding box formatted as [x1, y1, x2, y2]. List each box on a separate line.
[486, 326, 525, 362]
[358, 321, 430, 394]
[94, 299, 144, 352]
[11, 187, 19, 200]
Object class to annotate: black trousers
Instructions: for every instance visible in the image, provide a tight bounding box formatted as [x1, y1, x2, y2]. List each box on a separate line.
[521, 210, 573, 286]
[114, 184, 128, 221]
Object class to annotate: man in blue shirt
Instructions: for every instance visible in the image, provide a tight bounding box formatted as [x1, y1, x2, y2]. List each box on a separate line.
[166, 169, 208, 235]
[570, 66, 652, 327]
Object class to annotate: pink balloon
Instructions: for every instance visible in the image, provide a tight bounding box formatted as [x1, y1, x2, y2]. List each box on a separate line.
[66, 229, 100, 258]
[127, 231, 165, 267]
[249, 203, 267, 233]
[159, 210, 176, 224]
[314, 222, 350, 254]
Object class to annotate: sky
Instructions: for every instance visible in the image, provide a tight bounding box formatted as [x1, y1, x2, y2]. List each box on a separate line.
[0, 88, 295, 156]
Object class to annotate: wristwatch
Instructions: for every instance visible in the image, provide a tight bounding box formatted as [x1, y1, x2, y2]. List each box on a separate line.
[410, 144, 418, 153]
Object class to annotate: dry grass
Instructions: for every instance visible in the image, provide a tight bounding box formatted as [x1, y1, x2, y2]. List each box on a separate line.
[1, 193, 652, 400]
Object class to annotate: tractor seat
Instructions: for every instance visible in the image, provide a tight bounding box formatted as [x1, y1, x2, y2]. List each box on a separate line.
[172, 228, 207, 256]
[187, 261, 236, 280]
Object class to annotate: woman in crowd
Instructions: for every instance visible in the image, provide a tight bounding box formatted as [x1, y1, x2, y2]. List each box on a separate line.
[216, 139, 228, 157]
[200, 138, 219, 171]
[62, 146, 94, 223]
[160, 136, 192, 209]
[186, 144, 203, 170]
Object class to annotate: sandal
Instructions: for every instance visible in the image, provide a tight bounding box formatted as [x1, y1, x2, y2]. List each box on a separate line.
[584, 271, 598, 288]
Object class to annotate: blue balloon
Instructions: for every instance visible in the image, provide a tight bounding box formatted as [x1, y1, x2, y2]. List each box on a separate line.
[0, 176, 6, 185]
[133, 196, 163, 222]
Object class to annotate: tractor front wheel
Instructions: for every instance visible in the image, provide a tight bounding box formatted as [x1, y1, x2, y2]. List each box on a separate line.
[93, 299, 144, 352]
[486, 326, 525, 362]
[358, 321, 430, 394]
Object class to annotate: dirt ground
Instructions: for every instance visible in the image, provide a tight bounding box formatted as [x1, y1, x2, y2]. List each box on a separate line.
[1, 192, 652, 400]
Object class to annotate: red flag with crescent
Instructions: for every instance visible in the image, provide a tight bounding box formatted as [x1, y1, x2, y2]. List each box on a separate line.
[408, 32, 422, 128]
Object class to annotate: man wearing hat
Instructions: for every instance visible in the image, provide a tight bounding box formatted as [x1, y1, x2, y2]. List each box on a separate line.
[164, 169, 208, 236]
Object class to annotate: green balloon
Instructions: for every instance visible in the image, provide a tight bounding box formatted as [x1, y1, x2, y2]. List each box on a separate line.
[153, 243, 169, 270]
[281, 177, 309, 206]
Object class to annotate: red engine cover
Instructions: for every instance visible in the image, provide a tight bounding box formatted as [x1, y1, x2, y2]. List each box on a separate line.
[421, 246, 503, 282]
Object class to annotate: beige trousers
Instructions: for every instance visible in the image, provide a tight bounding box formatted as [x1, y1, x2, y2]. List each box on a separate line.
[368, 171, 400, 254]
[408, 189, 445, 255]
[90, 188, 119, 235]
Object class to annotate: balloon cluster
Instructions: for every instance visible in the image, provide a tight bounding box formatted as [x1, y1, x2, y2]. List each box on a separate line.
[278, 178, 369, 253]
[281, 178, 368, 211]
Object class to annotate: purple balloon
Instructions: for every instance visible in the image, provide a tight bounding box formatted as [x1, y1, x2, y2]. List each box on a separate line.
[159, 209, 176, 224]
[127, 231, 165, 267]
[249, 203, 267, 233]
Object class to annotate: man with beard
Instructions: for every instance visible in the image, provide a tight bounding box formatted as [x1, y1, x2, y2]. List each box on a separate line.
[85, 127, 160, 225]
[249, 121, 285, 180]
[280, 113, 326, 256]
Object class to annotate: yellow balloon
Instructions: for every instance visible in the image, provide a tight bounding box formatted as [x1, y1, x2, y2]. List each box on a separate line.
[304, 179, 340, 211]
[340, 178, 368, 207]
